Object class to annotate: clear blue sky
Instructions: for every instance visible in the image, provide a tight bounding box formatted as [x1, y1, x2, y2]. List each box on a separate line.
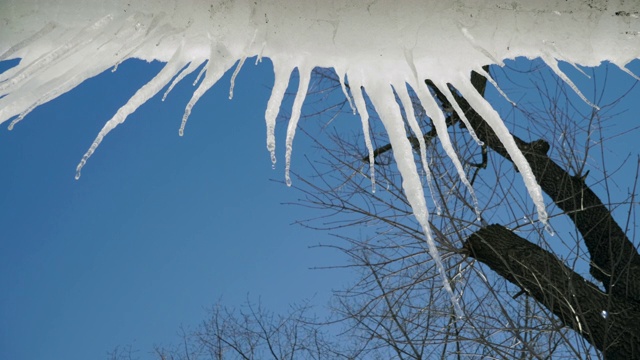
[0, 59, 351, 360]
[1, 57, 639, 360]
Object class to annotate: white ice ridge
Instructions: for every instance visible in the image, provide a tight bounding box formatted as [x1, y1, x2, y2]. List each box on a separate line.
[1, 0, 639, 313]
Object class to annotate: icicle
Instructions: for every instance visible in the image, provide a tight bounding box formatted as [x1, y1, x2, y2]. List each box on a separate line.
[614, 62, 640, 81]
[2, 18, 139, 126]
[162, 60, 205, 101]
[7, 107, 31, 130]
[4, 0, 640, 319]
[453, 74, 551, 231]
[413, 80, 481, 221]
[255, 41, 266, 65]
[0, 22, 57, 61]
[110, 23, 180, 74]
[0, 60, 22, 85]
[179, 45, 235, 136]
[264, 62, 294, 167]
[284, 66, 312, 186]
[193, 61, 208, 86]
[229, 56, 246, 100]
[393, 83, 427, 170]
[401, 50, 442, 211]
[474, 67, 515, 107]
[335, 68, 355, 114]
[76, 47, 188, 179]
[18, 56, 141, 125]
[366, 80, 462, 319]
[568, 62, 590, 79]
[394, 82, 441, 215]
[435, 81, 484, 146]
[0, 15, 116, 95]
[541, 54, 600, 110]
[349, 77, 376, 192]
[543, 40, 591, 79]
[460, 27, 504, 67]
[110, 19, 163, 73]
[8, 101, 40, 130]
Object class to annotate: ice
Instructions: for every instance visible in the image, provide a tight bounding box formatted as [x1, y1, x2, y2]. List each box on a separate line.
[228, 57, 247, 100]
[366, 79, 463, 318]
[2, 0, 639, 311]
[435, 81, 484, 147]
[394, 82, 441, 214]
[349, 78, 376, 192]
[264, 63, 294, 167]
[413, 80, 481, 220]
[461, 27, 504, 67]
[336, 69, 356, 114]
[284, 66, 312, 187]
[542, 55, 600, 110]
[0, 22, 57, 61]
[193, 62, 208, 86]
[76, 47, 190, 179]
[453, 75, 549, 228]
[474, 67, 515, 108]
[616, 63, 640, 81]
[179, 45, 236, 136]
[162, 60, 206, 101]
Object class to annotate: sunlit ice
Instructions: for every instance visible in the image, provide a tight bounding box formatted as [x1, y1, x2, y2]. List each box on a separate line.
[1, 0, 638, 317]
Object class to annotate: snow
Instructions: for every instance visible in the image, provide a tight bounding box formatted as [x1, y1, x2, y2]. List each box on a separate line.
[1, 0, 639, 314]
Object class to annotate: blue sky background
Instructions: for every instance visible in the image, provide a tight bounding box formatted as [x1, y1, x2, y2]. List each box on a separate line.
[1, 56, 639, 360]
[0, 59, 353, 360]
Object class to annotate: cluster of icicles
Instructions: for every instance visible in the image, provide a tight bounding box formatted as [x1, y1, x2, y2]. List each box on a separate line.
[1, 0, 639, 317]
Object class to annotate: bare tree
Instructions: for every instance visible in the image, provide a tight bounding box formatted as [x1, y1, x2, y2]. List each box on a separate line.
[289, 62, 640, 359]
[150, 299, 348, 360]
[110, 62, 640, 359]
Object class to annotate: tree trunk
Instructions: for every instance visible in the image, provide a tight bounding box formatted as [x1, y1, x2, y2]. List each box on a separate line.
[428, 72, 640, 358]
[463, 224, 640, 359]
[448, 71, 640, 302]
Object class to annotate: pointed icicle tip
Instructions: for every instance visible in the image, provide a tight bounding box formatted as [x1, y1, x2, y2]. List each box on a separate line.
[615, 62, 640, 81]
[542, 54, 600, 110]
[284, 65, 312, 187]
[335, 67, 356, 114]
[264, 61, 294, 166]
[229, 56, 247, 100]
[179, 45, 235, 137]
[348, 74, 376, 193]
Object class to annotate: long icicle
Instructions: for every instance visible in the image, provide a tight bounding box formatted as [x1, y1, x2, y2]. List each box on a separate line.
[349, 76, 376, 192]
[179, 44, 236, 136]
[394, 82, 441, 215]
[264, 61, 294, 167]
[367, 79, 463, 319]
[413, 79, 481, 221]
[453, 73, 551, 231]
[284, 65, 312, 186]
[76, 46, 188, 179]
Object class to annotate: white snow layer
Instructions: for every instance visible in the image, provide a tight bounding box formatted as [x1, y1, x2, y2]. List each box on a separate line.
[1, 0, 639, 316]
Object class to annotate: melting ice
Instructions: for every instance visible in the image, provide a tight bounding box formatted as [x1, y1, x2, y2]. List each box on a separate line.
[1, 0, 639, 317]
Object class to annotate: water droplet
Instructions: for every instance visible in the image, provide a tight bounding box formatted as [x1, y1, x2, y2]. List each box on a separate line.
[601, 310, 608, 319]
